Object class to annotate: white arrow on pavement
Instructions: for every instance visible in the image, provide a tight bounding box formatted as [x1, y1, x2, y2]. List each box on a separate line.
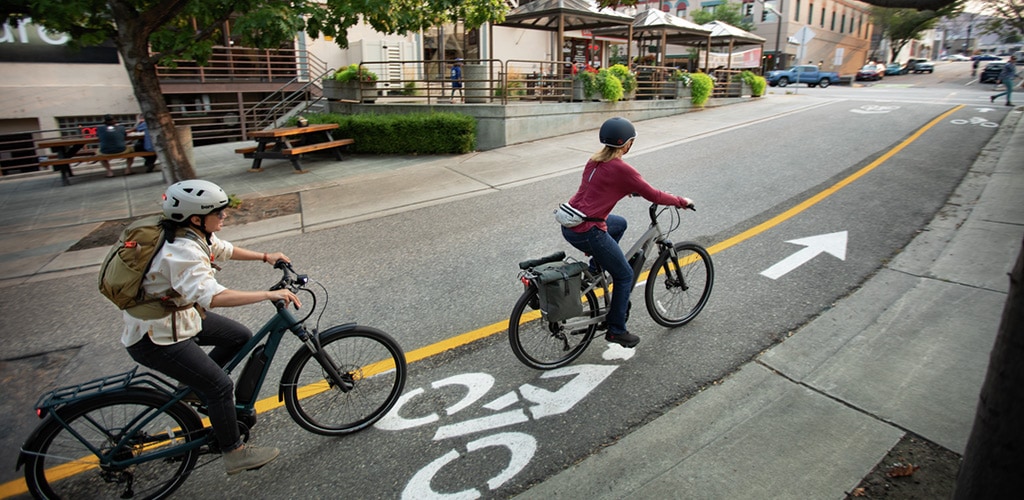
[761, 231, 848, 280]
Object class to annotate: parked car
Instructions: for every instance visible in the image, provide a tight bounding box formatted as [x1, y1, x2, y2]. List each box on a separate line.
[885, 63, 903, 75]
[903, 58, 928, 73]
[856, 64, 885, 81]
[942, 54, 971, 62]
[910, 60, 934, 73]
[764, 65, 841, 87]
[980, 62, 1006, 84]
[972, 54, 1002, 62]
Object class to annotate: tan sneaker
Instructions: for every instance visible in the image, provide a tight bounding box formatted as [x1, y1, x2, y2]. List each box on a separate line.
[223, 444, 280, 475]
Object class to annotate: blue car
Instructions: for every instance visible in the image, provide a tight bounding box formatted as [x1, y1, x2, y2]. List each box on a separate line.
[972, 54, 1002, 62]
[885, 63, 902, 76]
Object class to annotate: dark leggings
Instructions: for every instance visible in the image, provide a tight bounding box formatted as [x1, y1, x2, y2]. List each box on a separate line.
[127, 312, 251, 451]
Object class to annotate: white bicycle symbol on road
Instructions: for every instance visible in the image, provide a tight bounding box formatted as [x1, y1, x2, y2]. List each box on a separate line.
[375, 344, 637, 499]
[950, 117, 999, 128]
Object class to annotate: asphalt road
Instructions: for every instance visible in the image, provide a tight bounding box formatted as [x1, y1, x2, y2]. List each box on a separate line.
[0, 59, 1012, 498]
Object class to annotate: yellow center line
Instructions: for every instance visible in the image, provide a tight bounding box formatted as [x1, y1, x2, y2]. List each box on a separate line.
[0, 104, 962, 499]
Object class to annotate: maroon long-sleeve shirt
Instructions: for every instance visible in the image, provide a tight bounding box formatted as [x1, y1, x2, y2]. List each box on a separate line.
[566, 157, 684, 233]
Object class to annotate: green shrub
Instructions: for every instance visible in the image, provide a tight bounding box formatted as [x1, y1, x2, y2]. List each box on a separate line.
[740, 70, 757, 86]
[750, 75, 767, 96]
[596, 69, 624, 102]
[332, 64, 378, 83]
[608, 64, 637, 94]
[689, 72, 714, 106]
[576, 70, 600, 99]
[295, 112, 475, 154]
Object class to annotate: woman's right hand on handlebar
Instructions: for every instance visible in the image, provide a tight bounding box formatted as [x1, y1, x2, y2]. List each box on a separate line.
[677, 197, 695, 210]
[268, 289, 302, 309]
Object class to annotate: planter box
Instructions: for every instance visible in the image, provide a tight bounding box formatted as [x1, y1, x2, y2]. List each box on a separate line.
[675, 82, 691, 100]
[322, 80, 376, 103]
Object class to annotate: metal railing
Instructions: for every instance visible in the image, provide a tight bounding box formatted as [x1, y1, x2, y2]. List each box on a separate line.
[157, 46, 325, 83]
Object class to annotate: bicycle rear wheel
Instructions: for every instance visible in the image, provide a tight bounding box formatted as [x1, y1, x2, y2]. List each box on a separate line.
[508, 284, 599, 370]
[645, 242, 714, 327]
[280, 325, 407, 436]
[21, 389, 203, 500]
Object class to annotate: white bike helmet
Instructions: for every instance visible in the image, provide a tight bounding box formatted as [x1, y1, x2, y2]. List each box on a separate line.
[162, 180, 229, 221]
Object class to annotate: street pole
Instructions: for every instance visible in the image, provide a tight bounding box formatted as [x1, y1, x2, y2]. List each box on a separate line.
[766, 1, 784, 69]
[775, 6, 782, 69]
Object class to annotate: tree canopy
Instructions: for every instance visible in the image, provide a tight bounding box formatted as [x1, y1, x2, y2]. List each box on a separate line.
[1, 0, 509, 181]
[871, 1, 964, 62]
[976, 0, 1024, 38]
[691, 2, 754, 32]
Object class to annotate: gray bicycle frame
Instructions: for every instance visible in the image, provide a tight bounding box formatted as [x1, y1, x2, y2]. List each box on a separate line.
[560, 208, 676, 331]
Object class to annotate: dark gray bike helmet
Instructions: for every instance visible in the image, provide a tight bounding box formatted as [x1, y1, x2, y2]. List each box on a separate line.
[599, 117, 636, 148]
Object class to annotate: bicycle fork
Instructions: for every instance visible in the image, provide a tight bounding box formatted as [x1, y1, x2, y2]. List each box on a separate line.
[655, 242, 689, 291]
[300, 329, 354, 392]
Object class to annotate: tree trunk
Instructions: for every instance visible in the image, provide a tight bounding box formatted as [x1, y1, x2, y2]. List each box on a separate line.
[954, 237, 1024, 498]
[113, 9, 196, 184]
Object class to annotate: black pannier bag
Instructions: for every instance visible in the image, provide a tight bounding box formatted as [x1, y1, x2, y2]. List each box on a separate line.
[533, 261, 589, 322]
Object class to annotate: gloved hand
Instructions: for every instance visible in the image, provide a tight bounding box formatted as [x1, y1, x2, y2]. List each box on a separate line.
[677, 197, 695, 210]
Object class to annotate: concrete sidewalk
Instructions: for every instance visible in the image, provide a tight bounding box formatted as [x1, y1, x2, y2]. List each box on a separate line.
[0, 98, 1021, 498]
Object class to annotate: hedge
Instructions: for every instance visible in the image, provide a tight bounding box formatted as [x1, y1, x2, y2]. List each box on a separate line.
[294, 112, 476, 154]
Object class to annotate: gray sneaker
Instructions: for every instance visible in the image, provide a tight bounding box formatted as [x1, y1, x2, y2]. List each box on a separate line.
[223, 444, 280, 475]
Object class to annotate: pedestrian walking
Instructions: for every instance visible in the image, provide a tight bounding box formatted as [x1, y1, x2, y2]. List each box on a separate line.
[990, 56, 1020, 107]
[449, 58, 463, 103]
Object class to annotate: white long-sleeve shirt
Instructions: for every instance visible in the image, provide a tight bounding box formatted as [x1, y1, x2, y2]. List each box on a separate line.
[121, 231, 234, 347]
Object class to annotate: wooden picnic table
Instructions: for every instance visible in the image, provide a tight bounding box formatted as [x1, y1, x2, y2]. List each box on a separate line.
[239, 123, 354, 173]
[38, 134, 154, 185]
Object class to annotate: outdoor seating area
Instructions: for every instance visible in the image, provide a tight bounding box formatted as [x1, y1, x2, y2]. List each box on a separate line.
[37, 136, 156, 186]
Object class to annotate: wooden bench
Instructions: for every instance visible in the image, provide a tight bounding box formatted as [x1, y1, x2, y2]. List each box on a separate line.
[41, 150, 156, 185]
[234, 143, 276, 155]
[282, 138, 354, 156]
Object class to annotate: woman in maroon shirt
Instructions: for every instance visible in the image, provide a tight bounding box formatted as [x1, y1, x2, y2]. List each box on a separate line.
[562, 117, 693, 348]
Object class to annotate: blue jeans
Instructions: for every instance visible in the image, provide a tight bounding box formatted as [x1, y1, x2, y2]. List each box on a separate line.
[127, 312, 251, 451]
[562, 214, 632, 335]
[993, 77, 1015, 104]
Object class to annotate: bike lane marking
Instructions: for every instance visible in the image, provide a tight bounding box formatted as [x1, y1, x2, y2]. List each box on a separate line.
[0, 104, 965, 500]
[385, 364, 618, 498]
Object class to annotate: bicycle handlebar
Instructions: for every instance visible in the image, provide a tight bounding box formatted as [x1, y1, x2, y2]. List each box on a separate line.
[270, 260, 308, 310]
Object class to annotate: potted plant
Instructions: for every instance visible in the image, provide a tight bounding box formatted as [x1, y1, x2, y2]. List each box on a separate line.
[608, 64, 637, 100]
[689, 72, 714, 107]
[739, 70, 758, 97]
[323, 64, 379, 103]
[671, 70, 692, 100]
[572, 66, 600, 101]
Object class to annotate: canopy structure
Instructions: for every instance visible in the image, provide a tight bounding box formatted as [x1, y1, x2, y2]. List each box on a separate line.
[498, 0, 636, 66]
[701, 20, 767, 47]
[695, 21, 766, 72]
[592, 8, 713, 69]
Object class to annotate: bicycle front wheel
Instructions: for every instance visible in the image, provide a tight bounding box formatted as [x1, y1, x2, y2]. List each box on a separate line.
[645, 242, 714, 327]
[508, 284, 599, 370]
[21, 389, 203, 500]
[280, 325, 407, 436]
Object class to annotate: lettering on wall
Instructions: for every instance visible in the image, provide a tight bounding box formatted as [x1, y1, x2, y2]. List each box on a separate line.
[0, 18, 118, 64]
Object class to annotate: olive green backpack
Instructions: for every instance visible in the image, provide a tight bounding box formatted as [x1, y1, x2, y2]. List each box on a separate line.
[98, 215, 208, 319]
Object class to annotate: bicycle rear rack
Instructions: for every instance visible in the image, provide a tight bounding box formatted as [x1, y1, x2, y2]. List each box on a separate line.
[34, 366, 179, 411]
